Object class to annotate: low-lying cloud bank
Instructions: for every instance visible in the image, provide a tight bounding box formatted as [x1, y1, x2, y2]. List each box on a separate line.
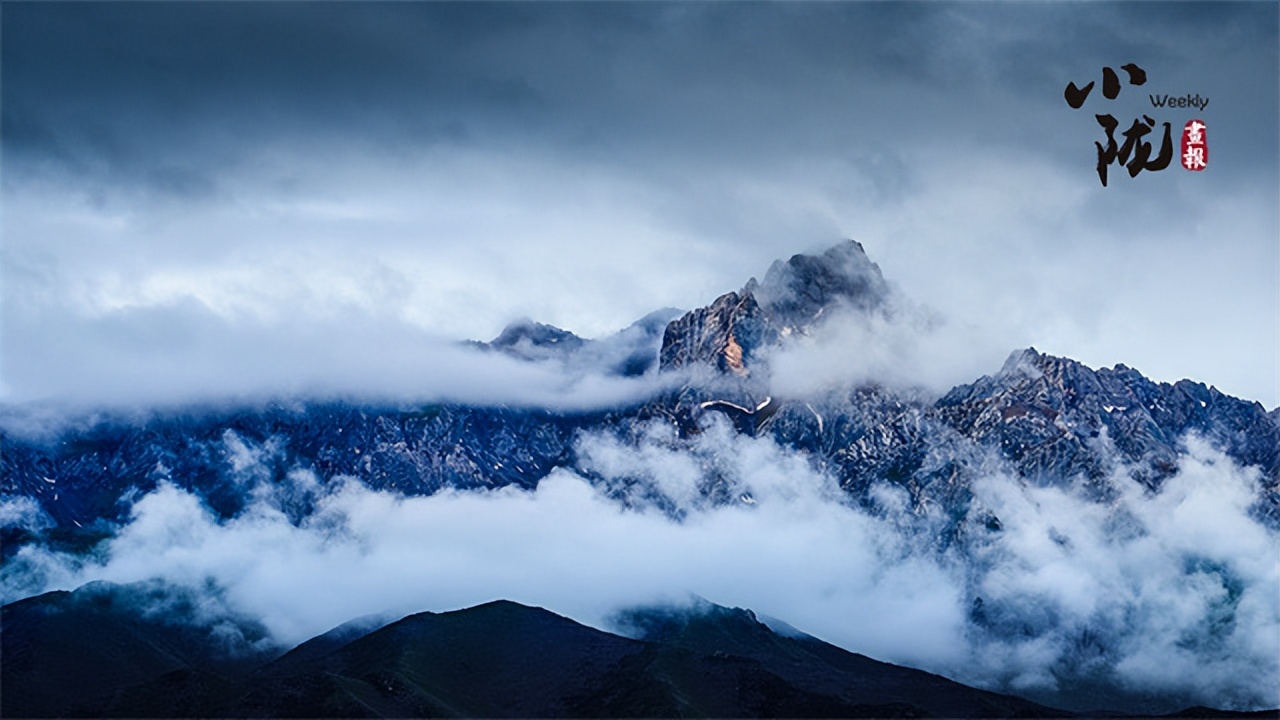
[0, 303, 680, 421]
[0, 283, 1017, 440]
[2, 419, 1276, 712]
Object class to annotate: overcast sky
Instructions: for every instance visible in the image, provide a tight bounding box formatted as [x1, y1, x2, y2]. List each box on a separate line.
[3, 1, 1277, 408]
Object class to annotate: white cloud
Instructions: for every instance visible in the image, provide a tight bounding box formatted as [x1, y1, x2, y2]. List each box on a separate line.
[4, 135, 1275, 409]
[762, 298, 1011, 399]
[2, 420, 1274, 712]
[0, 495, 54, 532]
[961, 436, 1279, 710]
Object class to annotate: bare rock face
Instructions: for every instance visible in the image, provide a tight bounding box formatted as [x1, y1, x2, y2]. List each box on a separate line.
[658, 291, 772, 376]
[658, 240, 889, 375]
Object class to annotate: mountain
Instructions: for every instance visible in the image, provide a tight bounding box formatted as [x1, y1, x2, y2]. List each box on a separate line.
[2, 241, 1277, 715]
[659, 240, 890, 376]
[6, 241, 1272, 539]
[0, 580, 279, 717]
[609, 600, 1064, 718]
[234, 598, 651, 718]
[2, 581, 1067, 718]
[935, 348, 1279, 496]
[475, 317, 588, 361]
[759, 345, 1279, 527]
[470, 308, 681, 376]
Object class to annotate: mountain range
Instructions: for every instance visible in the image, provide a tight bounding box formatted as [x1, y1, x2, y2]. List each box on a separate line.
[2, 241, 1277, 717]
[5, 241, 1274, 538]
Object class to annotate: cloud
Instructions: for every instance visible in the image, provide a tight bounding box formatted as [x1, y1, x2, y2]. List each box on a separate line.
[7, 137, 1274, 409]
[3, 416, 1276, 712]
[1, 418, 969, 668]
[961, 436, 1278, 710]
[3, 2, 1276, 409]
[0, 495, 54, 533]
[761, 296, 1012, 400]
[0, 266, 685, 412]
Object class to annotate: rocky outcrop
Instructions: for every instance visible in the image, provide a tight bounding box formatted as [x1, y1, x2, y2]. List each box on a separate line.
[472, 319, 586, 362]
[658, 241, 889, 375]
[471, 309, 680, 377]
[658, 291, 771, 376]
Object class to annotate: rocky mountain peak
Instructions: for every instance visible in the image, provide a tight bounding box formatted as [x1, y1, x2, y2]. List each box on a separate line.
[472, 318, 585, 362]
[996, 347, 1045, 382]
[490, 318, 583, 350]
[658, 241, 889, 375]
[659, 290, 771, 376]
[753, 240, 889, 326]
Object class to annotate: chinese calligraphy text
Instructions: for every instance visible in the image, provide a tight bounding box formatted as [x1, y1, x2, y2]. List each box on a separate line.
[1064, 63, 1177, 187]
[1181, 119, 1208, 172]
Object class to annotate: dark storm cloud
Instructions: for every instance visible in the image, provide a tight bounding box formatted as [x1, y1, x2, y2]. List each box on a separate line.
[2, 1, 1276, 406]
[3, 3, 553, 195]
[6, 1, 1274, 191]
[0, 7, 1120, 162]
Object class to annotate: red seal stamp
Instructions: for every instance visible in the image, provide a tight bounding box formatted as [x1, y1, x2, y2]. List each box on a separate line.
[1181, 119, 1207, 171]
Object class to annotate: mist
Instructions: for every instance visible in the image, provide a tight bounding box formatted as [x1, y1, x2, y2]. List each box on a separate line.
[4, 2, 1278, 409]
[3, 416, 1275, 712]
[761, 296, 1012, 400]
[0, 303, 678, 418]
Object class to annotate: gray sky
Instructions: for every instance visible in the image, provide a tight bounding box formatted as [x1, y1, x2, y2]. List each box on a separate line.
[3, 1, 1277, 407]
